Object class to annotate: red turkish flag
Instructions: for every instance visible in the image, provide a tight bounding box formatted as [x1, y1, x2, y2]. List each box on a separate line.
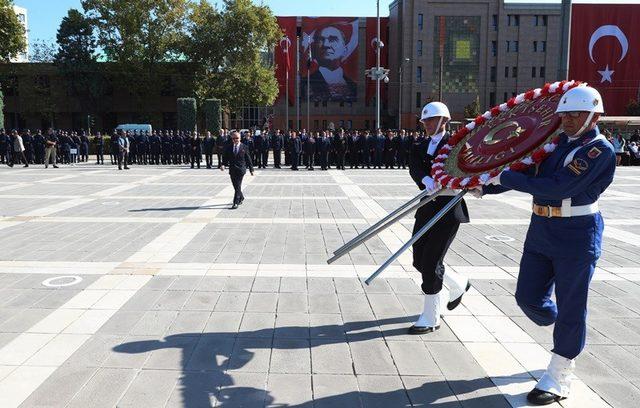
[275, 17, 296, 106]
[365, 17, 389, 105]
[569, 4, 640, 115]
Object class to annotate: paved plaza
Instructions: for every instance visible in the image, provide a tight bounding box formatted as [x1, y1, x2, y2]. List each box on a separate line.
[0, 164, 639, 407]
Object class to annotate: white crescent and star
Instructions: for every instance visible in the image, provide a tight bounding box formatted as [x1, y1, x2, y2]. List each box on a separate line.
[588, 25, 629, 84]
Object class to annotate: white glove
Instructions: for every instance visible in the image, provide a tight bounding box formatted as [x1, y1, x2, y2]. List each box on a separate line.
[421, 176, 437, 192]
[469, 187, 483, 198]
[487, 174, 501, 186]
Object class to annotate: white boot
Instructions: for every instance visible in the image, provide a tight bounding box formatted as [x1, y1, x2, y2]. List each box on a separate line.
[443, 270, 470, 310]
[409, 293, 442, 334]
[530, 353, 575, 403]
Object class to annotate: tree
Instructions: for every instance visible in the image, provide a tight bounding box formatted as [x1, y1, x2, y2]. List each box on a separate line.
[0, 0, 27, 61]
[183, 0, 280, 108]
[81, 0, 189, 64]
[55, 9, 97, 64]
[203, 99, 221, 134]
[29, 40, 57, 62]
[464, 95, 481, 118]
[0, 86, 4, 130]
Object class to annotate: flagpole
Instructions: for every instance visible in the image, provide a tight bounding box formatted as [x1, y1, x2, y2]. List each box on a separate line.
[296, 35, 300, 130]
[307, 48, 311, 131]
[376, 0, 381, 130]
[285, 39, 289, 131]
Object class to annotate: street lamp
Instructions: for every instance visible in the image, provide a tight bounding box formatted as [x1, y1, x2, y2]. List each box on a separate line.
[398, 58, 410, 130]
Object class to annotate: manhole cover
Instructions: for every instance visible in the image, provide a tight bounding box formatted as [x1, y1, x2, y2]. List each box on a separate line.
[42, 276, 83, 288]
[485, 235, 515, 242]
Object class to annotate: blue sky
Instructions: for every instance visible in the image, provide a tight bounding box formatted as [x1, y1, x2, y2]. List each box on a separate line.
[15, 0, 639, 44]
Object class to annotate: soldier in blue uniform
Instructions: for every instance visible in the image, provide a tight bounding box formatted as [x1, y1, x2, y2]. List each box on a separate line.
[33, 130, 45, 164]
[80, 131, 90, 162]
[408, 101, 471, 335]
[482, 86, 615, 405]
[203, 131, 215, 169]
[149, 131, 161, 165]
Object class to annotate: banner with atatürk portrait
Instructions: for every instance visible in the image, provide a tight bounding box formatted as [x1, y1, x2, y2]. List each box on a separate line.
[301, 17, 359, 102]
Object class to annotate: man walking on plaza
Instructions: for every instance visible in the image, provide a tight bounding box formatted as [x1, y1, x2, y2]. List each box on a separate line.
[221, 131, 254, 209]
[482, 86, 616, 405]
[117, 131, 130, 170]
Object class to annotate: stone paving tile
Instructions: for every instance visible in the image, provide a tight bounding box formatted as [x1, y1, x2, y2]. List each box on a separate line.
[1, 166, 640, 407]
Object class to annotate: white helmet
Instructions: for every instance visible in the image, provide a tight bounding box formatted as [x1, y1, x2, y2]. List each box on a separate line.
[556, 86, 604, 114]
[420, 102, 451, 121]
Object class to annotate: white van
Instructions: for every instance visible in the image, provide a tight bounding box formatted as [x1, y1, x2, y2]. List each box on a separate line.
[115, 124, 153, 134]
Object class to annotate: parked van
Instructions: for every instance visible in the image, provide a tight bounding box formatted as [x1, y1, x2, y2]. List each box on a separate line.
[115, 124, 153, 134]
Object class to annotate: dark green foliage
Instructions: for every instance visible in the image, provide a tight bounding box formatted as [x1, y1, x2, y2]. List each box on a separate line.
[0, 86, 4, 130]
[177, 98, 197, 132]
[204, 99, 221, 134]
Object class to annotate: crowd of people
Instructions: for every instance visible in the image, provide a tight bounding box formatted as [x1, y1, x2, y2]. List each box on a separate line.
[604, 129, 640, 166]
[3, 126, 640, 170]
[1, 127, 433, 171]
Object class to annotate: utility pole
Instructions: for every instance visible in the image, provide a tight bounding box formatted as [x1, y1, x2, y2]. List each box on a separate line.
[296, 35, 300, 130]
[398, 58, 410, 130]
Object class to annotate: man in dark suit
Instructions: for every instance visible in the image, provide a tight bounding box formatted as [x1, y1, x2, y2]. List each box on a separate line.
[270, 130, 284, 168]
[221, 131, 254, 209]
[289, 131, 302, 170]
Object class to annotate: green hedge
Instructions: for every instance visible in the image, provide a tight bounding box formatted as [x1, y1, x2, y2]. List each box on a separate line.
[203, 99, 222, 135]
[0, 87, 4, 130]
[177, 97, 197, 132]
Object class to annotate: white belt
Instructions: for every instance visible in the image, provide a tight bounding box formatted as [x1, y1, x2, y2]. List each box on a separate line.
[533, 202, 599, 218]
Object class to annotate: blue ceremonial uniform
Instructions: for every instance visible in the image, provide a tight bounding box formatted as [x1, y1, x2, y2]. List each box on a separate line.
[484, 128, 615, 359]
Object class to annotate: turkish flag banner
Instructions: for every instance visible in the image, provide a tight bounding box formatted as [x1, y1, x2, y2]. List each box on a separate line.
[365, 17, 389, 104]
[275, 17, 297, 106]
[569, 4, 640, 115]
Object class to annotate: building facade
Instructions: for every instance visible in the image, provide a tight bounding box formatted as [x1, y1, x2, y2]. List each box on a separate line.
[388, 0, 562, 126]
[12, 5, 29, 63]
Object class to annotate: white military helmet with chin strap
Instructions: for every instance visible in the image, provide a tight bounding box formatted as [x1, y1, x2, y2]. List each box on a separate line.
[556, 85, 604, 114]
[556, 85, 604, 137]
[420, 102, 451, 121]
[420, 102, 451, 138]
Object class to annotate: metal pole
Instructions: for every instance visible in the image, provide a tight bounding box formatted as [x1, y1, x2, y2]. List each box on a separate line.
[364, 190, 467, 285]
[398, 66, 402, 130]
[558, 0, 572, 80]
[285, 49, 289, 131]
[307, 59, 310, 131]
[296, 36, 300, 130]
[438, 55, 443, 101]
[376, 0, 381, 130]
[328, 189, 444, 263]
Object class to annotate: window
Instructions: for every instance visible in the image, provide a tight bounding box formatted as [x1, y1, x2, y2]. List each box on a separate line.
[418, 14, 424, 30]
[364, 120, 370, 130]
[514, 41, 519, 52]
[416, 92, 422, 108]
[417, 40, 423, 56]
[541, 41, 547, 52]
[314, 120, 319, 129]
[503, 92, 508, 101]
[339, 101, 344, 107]
[490, 66, 496, 82]
[540, 66, 546, 78]
[490, 92, 496, 107]
[491, 41, 497, 57]
[504, 66, 509, 78]
[532, 66, 537, 78]
[508, 15, 520, 26]
[417, 66, 422, 83]
[322, 120, 327, 129]
[543, 15, 548, 26]
[533, 41, 538, 52]
[506, 40, 511, 52]
[512, 67, 518, 78]
[492, 14, 498, 30]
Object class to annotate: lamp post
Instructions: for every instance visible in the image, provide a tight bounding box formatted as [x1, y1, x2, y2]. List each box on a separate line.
[398, 58, 410, 130]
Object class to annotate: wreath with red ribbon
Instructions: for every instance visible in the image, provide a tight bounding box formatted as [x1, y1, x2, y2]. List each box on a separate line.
[430, 80, 584, 190]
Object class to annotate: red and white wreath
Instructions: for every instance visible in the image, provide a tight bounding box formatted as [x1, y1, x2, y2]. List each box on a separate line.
[430, 80, 584, 190]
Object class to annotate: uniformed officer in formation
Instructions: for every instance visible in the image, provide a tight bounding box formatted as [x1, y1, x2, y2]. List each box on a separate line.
[271, 129, 284, 169]
[94, 132, 104, 164]
[407, 101, 471, 335]
[482, 86, 616, 405]
[189, 131, 202, 169]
